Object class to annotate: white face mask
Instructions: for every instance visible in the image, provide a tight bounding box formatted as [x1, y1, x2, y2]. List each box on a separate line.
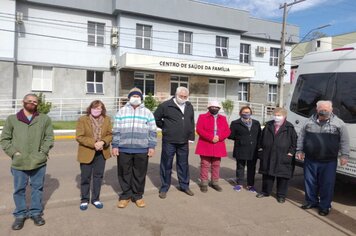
[273, 115, 285, 124]
[176, 96, 187, 105]
[129, 97, 141, 106]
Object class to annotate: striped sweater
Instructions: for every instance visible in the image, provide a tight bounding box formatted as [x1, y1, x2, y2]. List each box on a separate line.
[112, 103, 157, 153]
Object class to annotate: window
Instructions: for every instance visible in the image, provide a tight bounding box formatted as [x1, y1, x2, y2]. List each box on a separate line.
[317, 40, 321, 48]
[88, 21, 105, 47]
[269, 47, 279, 66]
[134, 72, 155, 95]
[32, 66, 53, 91]
[208, 79, 225, 98]
[178, 31, 192, 55]
[170, 75, 189, 96]
[87, 71, 104, 94]
[216, 36, 228, 58]
[237, 82, 249, 101]
[136, 24, 152, 50]
[239, 44, 250, 63]
[268, 84, 277, 103]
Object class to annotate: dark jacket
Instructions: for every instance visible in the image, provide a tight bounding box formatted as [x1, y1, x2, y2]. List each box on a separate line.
[258, 120, 297, 179]
[229, 118, 261, 160]
[154, 98, 195, 143]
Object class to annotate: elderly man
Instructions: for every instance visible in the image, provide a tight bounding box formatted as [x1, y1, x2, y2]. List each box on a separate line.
[154, 86, 195, 199]
[0, 94, 54, 230]
[296, 100, 349, 216]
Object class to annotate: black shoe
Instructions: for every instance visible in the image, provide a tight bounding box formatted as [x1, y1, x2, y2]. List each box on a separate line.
[200, 185, 208, 193]
[277, 197, 285, 203]
[158, 192, 167, 199]
[180, 188, 194, 196]
[210, 184, 223, 192]
[12, 217, 26, 230]
[256, 193, 269, 198]
[301, 203, 317, 210]
[318, 209, 330, 216]
[31, 215, 45, 226]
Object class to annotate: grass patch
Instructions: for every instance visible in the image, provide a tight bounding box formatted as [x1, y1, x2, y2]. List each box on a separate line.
[52, 121, 77, 130]
[0, 120, 4, 126]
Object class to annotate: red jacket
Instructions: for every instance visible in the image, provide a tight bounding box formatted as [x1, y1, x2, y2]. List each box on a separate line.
[195, 112, 231, 158]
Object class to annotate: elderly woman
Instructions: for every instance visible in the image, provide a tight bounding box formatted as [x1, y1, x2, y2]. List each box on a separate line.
[256, 107, 297, 203]
[195, 101, 231, 192]
[76, 100, 112, 210]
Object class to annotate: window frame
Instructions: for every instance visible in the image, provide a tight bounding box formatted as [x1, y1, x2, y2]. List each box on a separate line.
[216, 36, 229, 58]
[31, 66, 53, 92]
[178, 30, 193, 55]
[87, 21, 105, 47]
[237, 82, 249, 102]
[239, 43, 250, 64]
[269, 47, 279, 66]
[170, 75, 189, 96]
[268, 84, 278, 104]
[136, 24, 152, 50]
[134, 72, 155, 95]
[208, 78, 226, 98]
[86, 70, 104, 94]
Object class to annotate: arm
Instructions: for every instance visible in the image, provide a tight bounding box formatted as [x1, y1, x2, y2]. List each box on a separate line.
[112, 111, 121, 149]
[196, 115, 214, 142]
[153, 104, 164, 129]
[101, 117, 113, 148]
[40, 116, 54, 154]
[228, 121, 235, 140]
[189, 107, 195, 141]
[339, 122, 350, 159]
[0, 117, 17, 157]
[288, 127, 298, 156]
[147, 111, 157, 149]
[218, 116, 231, 141]
[75, 117, 96, 149]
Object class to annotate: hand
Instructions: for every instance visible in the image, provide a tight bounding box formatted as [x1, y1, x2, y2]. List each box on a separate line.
[112, 148, 119, 157]
[148, 148, 155, 158]
[94, 141, 104, 151]
[339, 156, 348, 166]
[212, 135, 219, 143]
[287, 153, 293, 157]
[296, 152, 305, 161]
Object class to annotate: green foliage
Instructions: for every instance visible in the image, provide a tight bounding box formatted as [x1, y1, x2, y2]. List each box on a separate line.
[221, 99, 234, 120]
[37, 93, 52, 114]
[144, 93, 159, 111]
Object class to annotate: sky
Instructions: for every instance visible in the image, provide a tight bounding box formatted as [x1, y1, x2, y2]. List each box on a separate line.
[200, 0, 356, 42]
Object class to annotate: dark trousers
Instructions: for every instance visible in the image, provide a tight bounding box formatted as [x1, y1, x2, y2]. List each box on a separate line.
[117, 152, 149, 201]
[304, 158, 337, 210]
[160, 141, 190, 193]
[236, 159, 257, 186]
[261, 174, 289, 198]
[80, 152, 106, 203]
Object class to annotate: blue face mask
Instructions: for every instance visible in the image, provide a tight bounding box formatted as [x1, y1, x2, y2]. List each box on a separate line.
[318, 110, 331, 118]
[241, 113, 251, 119]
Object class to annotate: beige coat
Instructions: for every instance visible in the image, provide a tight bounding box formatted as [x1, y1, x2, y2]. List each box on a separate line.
[76, 115, 112, 163]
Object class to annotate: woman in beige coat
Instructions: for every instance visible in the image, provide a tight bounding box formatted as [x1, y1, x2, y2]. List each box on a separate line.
[76, 100, 112, 210]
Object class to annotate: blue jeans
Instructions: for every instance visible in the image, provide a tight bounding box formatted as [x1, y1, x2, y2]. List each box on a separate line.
[11, 165, 46, 218]
[304, 158, 337, 210]
[160, 141, 190, 192]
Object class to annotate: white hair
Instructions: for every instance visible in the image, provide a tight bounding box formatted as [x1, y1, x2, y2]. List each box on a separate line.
[175, 86, 189, 95]
[316, 100, 333, 109]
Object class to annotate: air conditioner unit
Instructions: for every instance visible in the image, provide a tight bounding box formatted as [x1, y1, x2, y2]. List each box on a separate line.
[257, 46, 266, 54]
[111, 27, 118, 37]
[16, 12, 23, 24]
[111, 36, 118, 47]
[110, 57, 118, 69]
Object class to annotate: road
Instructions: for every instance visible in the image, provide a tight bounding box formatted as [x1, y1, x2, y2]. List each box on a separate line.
[0, 138, 355, 236]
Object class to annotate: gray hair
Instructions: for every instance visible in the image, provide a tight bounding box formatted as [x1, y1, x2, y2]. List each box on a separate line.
[23, 93, 39, 101]
[316, 100, 333, 109]
[175, 86, 189, 95]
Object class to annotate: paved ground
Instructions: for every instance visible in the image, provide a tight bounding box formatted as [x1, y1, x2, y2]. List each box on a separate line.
[0, 138, 355, 236]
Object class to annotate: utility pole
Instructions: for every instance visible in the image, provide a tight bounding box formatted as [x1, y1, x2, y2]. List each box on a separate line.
[277, 0, 305, 107]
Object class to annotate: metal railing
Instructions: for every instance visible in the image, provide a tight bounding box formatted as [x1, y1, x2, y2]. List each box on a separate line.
[0, 97, 276, 123]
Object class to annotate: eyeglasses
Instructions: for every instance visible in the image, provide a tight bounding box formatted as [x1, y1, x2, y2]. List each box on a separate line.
[24, 100, 38, 105]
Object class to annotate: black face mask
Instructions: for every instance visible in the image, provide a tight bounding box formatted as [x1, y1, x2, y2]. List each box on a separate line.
[209, 108, 219, 115]
[318, 110, 331, 117]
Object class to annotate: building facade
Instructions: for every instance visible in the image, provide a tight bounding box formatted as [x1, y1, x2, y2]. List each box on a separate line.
[0, 0, 299, 107]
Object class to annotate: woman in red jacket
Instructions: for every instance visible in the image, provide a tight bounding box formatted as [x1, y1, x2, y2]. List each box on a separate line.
[195, 101, 231, 192]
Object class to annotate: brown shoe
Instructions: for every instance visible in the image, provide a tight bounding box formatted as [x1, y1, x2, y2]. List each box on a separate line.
[117, 199, 130, 208]
[135, 199, 146, 208]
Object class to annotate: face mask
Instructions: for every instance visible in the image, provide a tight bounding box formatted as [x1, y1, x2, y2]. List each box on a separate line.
[209, 108, 219, 115]
[129, 97, 141, 106]
[91, 108, 102, 117]
[24, 102, 37, 113]
[176, 96, 187, 105]
[273, 115, 285, 124]
[318, 110, 331, 118]
[241, 113, 251, 119]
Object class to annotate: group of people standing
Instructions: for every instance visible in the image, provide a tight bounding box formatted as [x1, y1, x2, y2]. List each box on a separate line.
[0, 89, 349, 231]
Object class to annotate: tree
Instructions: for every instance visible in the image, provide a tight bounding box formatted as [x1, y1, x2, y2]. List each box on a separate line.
[37, 93, 52, 114]
[221, 99, 234, 121]
[144, 93, 159, 111]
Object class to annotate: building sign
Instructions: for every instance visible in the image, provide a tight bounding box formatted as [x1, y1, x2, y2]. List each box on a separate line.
[120, 53, 254, 78]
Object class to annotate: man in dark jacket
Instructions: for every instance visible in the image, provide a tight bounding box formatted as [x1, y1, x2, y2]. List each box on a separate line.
[154, 87, 195, 199]
[297, 100, 349, 216]
[256, 107, 297, 203]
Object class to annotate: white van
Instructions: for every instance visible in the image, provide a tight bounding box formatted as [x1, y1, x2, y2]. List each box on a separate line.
[285, 44, 356, 180]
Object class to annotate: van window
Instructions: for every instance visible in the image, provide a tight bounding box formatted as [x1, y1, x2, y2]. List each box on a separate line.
[290, 72, 356, 123]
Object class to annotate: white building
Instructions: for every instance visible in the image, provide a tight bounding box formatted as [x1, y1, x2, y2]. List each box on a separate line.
[0, 0, 299, 107]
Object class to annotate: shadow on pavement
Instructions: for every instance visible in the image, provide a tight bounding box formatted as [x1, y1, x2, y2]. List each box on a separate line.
[43, 174, 60, 207]
[103, 166, 121, 195]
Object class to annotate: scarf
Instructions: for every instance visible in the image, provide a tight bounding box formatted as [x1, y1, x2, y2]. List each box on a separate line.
[16, 109, 39, 125]
[89, 115, 104, 141]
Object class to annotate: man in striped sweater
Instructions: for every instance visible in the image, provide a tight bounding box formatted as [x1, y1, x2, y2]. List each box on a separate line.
[112, 87, 157, 208]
